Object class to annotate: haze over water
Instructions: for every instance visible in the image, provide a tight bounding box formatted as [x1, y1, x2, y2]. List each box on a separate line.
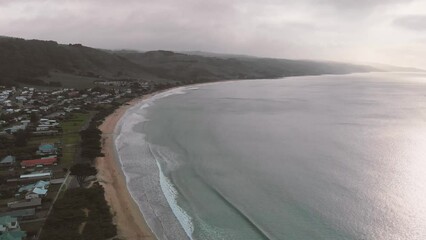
[116, 72, 426, 240]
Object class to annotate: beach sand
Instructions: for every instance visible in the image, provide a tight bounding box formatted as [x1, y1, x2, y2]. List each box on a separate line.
[96, 96, 156, 240]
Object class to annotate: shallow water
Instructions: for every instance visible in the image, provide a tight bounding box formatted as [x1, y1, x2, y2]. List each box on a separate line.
[116, 72, 426, 240]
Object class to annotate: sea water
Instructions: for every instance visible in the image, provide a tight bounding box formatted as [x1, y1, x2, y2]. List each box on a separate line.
[115, 72, 426, 240]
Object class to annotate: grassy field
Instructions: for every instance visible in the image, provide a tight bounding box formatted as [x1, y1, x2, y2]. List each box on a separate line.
[60, 112, 92, 167]
[40, 72, 99, 89]
[29, 112, 92, 168]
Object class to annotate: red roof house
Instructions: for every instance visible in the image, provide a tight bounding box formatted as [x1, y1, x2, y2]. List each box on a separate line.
[20, 158, 58, 168]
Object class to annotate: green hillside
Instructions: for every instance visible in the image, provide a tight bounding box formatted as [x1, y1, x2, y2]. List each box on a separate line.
[0, 37, 378, 88]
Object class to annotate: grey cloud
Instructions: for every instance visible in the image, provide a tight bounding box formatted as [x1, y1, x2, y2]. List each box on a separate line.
[394, 15, 426, 31]
[0, 0, 425, 68]
[320, 0, 411, 9]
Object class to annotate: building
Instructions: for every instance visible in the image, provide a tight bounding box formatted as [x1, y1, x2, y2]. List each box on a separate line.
[7, 198, 42, 210]
[32, 130, 60, 136]
[0, 216, 19, 232]
[0, 230, 26, 240]
[18, 180, 50, 193]
[0, 231, 27, 240]
[37, 144, 57, 155]
[3, 124, 26, 134]
[0, 156, 15, 167]
[0, 209, 36, 221]
[19, 171, 52, 180]
[0, 216, 26, 240]
[20, 157, 57, 168]
[25, 186, 48, 200]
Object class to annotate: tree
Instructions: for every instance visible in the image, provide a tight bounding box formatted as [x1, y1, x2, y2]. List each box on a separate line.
[30, 112, 39, 123]
[15, 130, 29, 147]
[70, 163, 97, 187]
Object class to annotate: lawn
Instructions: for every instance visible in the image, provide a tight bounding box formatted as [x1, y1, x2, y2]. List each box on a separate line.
[29, 112, 92, 168]
[59, 112, 92, 167]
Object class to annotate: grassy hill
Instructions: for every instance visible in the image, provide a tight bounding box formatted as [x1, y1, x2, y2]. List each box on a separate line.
[0, 37, 378, 88]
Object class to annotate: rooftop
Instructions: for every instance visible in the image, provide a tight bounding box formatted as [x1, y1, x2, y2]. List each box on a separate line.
[0, 209, 35, 218]
[20, 157, 57, 168]
[0, 216, 16, 225]
[38, 144, 56, 151]
[0, 230, 26, 240]
[0, 156, 15, 165]
[18, 180, 50, 193]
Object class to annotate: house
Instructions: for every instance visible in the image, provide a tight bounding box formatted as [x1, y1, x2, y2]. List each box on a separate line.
[3, 124, 26, 134]
[32, 130, 59, 136]
[20, 157, 57, 168]
[0, 216, 19, 232]
[24, 192, 39, 200]
[18, 180, 50, 193]
[19, 171, 52, 180]
[37, 144, 57, 155]
[0, 156, 15, 167]
[0, 209, 36, 220]
[32, 187, 47, 196]
[7, 198, 42, 209]
[36, 126, 50, 132]
[0, 231, 27, 240]
[25, 187, 48, 200]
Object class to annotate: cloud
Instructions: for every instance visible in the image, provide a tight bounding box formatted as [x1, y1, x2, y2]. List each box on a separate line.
[319, 0, 411, 10]
[0, 0, 425, 68]
[393, 15, 426, 31]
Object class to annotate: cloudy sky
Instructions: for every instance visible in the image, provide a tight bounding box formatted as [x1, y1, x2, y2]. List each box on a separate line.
[1, 0, 426, 68]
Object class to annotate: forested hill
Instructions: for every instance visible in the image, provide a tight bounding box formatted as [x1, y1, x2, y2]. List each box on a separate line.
[117, 50, 377, 83]
[0, 37, 156, 86]
[0, 37, 378, 87]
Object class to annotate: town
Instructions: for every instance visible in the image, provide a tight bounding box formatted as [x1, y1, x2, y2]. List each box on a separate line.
[0, 80, 175, 240]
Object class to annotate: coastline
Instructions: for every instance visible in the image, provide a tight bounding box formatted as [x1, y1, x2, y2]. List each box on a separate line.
[96, 94, 157, 240]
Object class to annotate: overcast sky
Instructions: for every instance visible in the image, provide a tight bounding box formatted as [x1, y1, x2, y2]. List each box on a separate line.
[1, 0, 426, 68]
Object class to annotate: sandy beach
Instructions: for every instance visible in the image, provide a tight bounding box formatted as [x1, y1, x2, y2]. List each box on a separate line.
[96, 95, 156, 240]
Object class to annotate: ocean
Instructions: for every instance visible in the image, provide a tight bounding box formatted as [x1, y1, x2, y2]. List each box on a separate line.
[114, 72, 426, 240]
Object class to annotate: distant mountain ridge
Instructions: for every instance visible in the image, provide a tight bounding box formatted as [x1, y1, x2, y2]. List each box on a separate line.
[367, 63, 425, 72]
[0, 37, 380, 88]
[115, 50, 378, 83]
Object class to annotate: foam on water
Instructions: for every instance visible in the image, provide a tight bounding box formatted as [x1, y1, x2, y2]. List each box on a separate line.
[113, 86, 198, 239]
[114, 74, 426, 240]
[152, 146, 195, 239]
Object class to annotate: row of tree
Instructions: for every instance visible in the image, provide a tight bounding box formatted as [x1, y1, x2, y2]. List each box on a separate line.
[71, 106, 119, 186]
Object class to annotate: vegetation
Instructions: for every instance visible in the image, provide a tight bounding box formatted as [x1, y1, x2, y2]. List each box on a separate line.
[14, 129, 30, 147]
[78, 105, 117, 164]
[39, 184, 117, 240]
[70, 163, 97, 187]
[0, 37, 147, 87]
[40, 103, 120, 239]
[0, 37, 376, 87]
[59, 112, 92, 167]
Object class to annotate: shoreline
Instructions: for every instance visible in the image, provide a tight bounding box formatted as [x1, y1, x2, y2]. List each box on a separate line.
[96, 94, 157, 240]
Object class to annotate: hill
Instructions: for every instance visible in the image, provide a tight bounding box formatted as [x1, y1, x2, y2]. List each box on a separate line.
[0, 37, 159, 87]
[0, 37, 378, 88]
[116, 50, 377, 83]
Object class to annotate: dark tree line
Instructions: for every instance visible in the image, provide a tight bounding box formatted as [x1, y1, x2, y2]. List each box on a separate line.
[39, 184, 117, 240]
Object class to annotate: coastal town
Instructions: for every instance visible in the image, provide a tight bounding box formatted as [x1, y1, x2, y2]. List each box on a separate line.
[0, 80, 171, 240]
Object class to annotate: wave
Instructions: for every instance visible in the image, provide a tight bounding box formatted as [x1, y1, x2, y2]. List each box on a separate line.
[195, 174, 273, 240]
[115, 85, 270, 240]
[149, 144, 195, 239]
[113, 86, 198, 240]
